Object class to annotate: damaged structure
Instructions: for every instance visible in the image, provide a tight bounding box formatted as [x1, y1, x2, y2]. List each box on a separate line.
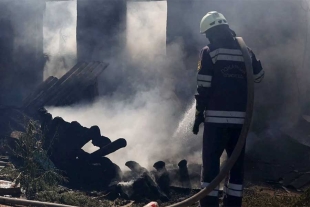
[0, 0, 310, 204]
[0, 60, 128, 191]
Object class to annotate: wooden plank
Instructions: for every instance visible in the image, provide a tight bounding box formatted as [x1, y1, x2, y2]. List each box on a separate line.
[25, 62, 86, 109]
[23, 77, 58, 109]
[46, 62, 98, 106]
[29, 62, 87, 108]
[56, 62, 107, 106]
[23, 76, 55, 106]
[22, 61, 107, 109]
[46, 62, 95, 106]
[52, 62, 101, 105]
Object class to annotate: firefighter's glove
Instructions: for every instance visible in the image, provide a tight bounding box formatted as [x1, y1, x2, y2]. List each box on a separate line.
[193, 111, 204, 135]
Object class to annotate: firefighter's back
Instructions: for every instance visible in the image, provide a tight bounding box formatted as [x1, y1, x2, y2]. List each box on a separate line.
[203, 40, 247, 126]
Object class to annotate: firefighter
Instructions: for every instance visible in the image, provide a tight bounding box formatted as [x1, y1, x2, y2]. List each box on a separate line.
[192, 11, 264, 207]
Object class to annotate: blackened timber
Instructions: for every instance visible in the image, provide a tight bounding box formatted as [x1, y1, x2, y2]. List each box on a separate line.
[55, 61, 106, 106]
[46, 62, 100, 106]
[23, 62, 87, 109]
[22, 61, 108, 110]
[153, 161, 171, 197]
[22, 76, 58, 108]
[45, 62, 107, 106]
[178, 159, 191, 190]
[90, 138, 127, 158]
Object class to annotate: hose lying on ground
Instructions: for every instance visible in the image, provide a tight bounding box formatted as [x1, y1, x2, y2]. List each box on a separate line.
[167, 37, 255, 207]
[0, 196, 78, 207]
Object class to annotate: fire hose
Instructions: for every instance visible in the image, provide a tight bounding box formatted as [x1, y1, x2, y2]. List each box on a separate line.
[0, 196, 78, 207]
[166, 37, 255, 207]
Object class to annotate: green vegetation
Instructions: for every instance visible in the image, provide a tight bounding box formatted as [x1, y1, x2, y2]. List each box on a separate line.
[10, 120, 65, 199]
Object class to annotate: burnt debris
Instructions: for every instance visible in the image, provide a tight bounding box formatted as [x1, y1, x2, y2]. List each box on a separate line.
[112, 161, 169, 202]
[153, 161, 171, 197]
[0, 60, 129, 191]
[178, 159, 191, 189]
[39, 108, 126, 190]
[2, 106, 127, 191]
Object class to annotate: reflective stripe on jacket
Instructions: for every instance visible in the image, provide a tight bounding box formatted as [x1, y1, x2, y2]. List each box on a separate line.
[196, 39, 264, 125]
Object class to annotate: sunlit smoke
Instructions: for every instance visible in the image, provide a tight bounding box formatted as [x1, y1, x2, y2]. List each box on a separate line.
[43, 1, 310, 170]
[43, 1, 77, 79]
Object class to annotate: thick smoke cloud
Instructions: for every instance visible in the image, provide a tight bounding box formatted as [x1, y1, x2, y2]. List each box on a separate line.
[46, 0, 310, 169]
[48, 1, 198, 170]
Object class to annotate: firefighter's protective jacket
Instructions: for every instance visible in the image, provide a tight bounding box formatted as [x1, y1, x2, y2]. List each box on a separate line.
[195, 39, 264, 125]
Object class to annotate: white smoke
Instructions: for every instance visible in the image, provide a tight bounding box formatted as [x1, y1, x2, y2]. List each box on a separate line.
[43, 1, 77, 79]
[44, 1, 310, 171]
[47, 1, 199, 170]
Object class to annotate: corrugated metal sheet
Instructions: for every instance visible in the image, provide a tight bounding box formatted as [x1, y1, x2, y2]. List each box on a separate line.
[23, 61, 108, 110]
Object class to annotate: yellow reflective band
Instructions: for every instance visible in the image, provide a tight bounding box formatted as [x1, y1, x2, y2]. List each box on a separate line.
[195, 110, 200, 116]
[197, 60, 202, 71]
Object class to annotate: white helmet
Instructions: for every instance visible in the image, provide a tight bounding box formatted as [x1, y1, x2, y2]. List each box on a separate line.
[200, 11, 228, 34]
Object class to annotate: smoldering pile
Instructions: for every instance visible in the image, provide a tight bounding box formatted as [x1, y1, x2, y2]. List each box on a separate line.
[0, 60, 201, 203]
[1, 61, 129, 191]
[109, 159, 200, 202]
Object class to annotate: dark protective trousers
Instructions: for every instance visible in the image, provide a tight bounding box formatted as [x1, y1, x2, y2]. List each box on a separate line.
[200, 123, 245, 207]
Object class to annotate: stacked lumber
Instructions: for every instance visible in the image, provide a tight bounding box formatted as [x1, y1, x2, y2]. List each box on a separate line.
[23, 61, 108, 110]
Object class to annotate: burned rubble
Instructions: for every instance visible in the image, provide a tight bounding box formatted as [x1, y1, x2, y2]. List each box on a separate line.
[177, 159, 191, 190]
[0, 59, 199, 202]
[2, 105, 127, 191]
[0, 59, 198, 202]
[2, 66, 310, 203]
[153, 161, 171, 197]
[110, 160, 198, 203]
[0, 61, 131, 192]
[39, 108, 126, 190]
